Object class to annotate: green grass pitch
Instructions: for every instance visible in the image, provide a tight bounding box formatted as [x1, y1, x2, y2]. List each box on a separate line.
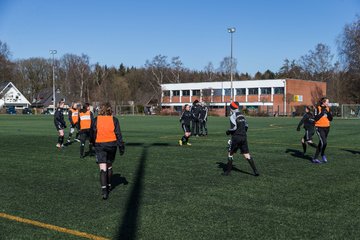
[0, 115, 359, 239]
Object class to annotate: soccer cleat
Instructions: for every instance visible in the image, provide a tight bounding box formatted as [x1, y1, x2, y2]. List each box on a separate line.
[186, 142, 192, 146]
[321, 155, 328, 163]
[312, 158, 321, 164]
[178, 140, 183, 146]
[74, 138, 80, 142]
[102, 189, 108, 200]
[56, 143, 61, 148]
[67, 139, 71, 143]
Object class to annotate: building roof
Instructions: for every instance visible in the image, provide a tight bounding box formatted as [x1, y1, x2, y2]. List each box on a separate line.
[32, 88, 66, 108]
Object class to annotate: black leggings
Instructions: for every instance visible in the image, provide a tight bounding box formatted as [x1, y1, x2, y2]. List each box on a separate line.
[314, 127, 330, 159]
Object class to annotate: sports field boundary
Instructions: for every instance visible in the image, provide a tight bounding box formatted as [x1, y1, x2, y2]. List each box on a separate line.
[0, 213, 109, 240]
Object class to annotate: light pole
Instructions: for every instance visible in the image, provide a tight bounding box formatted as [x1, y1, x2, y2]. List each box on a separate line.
[50, 50, 57, 110]
[228, 27, 236, 101]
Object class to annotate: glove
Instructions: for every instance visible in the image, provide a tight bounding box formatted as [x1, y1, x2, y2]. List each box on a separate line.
[226, 130, 231, 135]
[296, 126, 300, 131]
[119, 142, 125, 155]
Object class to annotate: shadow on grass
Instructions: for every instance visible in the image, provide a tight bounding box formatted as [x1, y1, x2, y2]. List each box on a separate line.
[285, 148, 312, 161]
[341, 149, 360, 155]
[115, 142, 170, 240]
[216, 162, 253, 176]
[112, 174, 129, 190]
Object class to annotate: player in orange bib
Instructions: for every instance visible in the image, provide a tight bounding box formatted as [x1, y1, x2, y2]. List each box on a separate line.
[90, 102, 125, 200]
[67, 103, 80, 143]
[78, 103, 94, 158]
[312, 97, 333, 163]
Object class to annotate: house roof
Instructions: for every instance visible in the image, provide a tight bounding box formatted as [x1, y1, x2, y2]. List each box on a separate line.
[0, 81, 11, 94]
[32, 88, 66, 108]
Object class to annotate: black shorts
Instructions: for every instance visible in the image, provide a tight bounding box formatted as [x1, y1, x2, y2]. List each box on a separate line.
[79, 130, 90, 142]
[229, 135, 249, 154]
[182, 124, 191, 133]
[95, 143, 117, 164]
[55, 124, 65, 131]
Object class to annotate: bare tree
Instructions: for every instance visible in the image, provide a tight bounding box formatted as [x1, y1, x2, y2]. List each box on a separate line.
[299, 43, 334, 82]
[14, 58, 52, 101]
[170, 56, 184, 83]
[0, 40, 14, 81]
[219, 56, 237, 77]
[337, 15, 360, 103]
[60, 53, 91, 102]
[204, 62, 215, 81]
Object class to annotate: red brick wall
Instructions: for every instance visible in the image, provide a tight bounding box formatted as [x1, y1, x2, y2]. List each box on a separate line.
[182, 96, 190, 103]
[213, 96, 222, 102]
[163, 96, 170, 103]
[286, 79, 326, 108]
[235, 96, 246, 102]
[172, 96, 180, 103]
[247, 95, 258, 102]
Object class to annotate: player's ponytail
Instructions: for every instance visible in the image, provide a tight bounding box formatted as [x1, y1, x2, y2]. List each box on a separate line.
[99, 102, 113, 116]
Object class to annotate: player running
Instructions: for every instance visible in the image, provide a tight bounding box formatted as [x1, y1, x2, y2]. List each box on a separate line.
[54, 100, 66, 149]
[296, 106, 317, 154]
[78, 103, 94, 158]
[67, 102, 80, 143]
[179, 104, 193, 146]
[312, 97, 333, 163]
[90, 102, 125, 200]
[223, 101, 259, 176]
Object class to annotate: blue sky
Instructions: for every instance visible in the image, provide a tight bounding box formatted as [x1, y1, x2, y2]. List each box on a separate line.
[0, 0, 359, 75]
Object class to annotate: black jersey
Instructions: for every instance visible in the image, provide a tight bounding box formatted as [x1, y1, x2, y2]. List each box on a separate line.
[199, 106, 208, 121]
[191, 105, 201, 120]
[54, 108, 66, 128]
[180, 110, 193, 125]
[297, 112, 315, 130]
[227, 110, 248, 137]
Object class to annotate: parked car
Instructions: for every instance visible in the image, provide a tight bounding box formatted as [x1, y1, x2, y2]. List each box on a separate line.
[42, 109, 54, 115]
[6, 106, 16, 114]
[22, 108, 32, 114]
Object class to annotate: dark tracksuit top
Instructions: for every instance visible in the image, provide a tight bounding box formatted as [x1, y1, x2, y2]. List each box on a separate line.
[54, 108, 66, 130]
[180, 110, 193, 132]
[297, 112, 315, 130]
[191, 105, 201, 121]
[228, 111, 248, 137]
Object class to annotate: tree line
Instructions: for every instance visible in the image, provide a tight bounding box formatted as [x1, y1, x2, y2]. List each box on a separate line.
[1, 16, 359, 106]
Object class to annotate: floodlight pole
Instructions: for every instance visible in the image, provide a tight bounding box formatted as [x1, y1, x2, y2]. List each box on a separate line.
[50, 50, 57, 110]
[228, 27, 236, 101]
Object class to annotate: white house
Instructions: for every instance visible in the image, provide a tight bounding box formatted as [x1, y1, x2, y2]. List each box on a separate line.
[0, 82, 31, 109]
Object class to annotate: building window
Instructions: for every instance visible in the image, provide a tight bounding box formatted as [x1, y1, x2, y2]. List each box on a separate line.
[172, 90, 180, 96]
[274, 87, 284, 94]
[248, 88, 258, 95]
[224, 88, 231, 96]
[182, 90, 190, 96]
[163, 90, 170, 97]
[261, 88, 271, 95]
[174, 106, 182, 112]
[202, 89, 212, 97]
[236, 88, 246, 95]
[192, 89, 200, 96]
[213, 89, 222, 96]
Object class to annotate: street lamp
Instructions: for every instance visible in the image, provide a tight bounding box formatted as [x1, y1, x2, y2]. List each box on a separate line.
[50, 50, 57, 110]
[228, 27, 236, 101]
